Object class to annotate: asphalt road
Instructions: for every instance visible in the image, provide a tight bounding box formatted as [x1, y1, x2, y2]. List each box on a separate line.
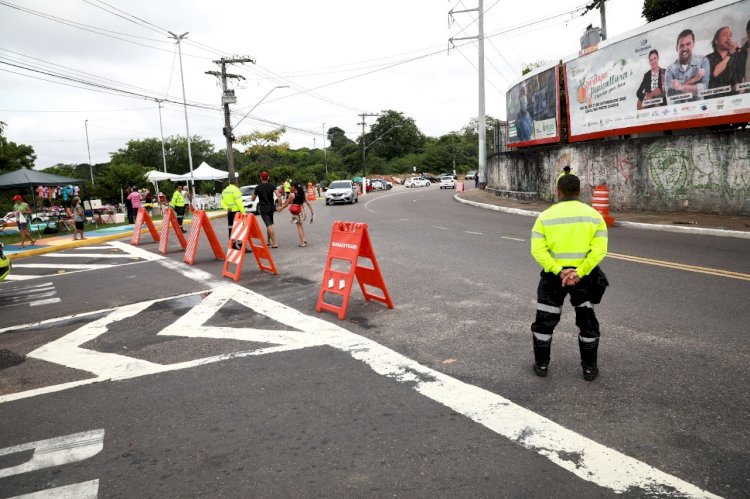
[1, 185, 748, 498]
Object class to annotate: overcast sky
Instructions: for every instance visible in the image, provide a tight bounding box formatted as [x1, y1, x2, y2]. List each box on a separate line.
[0, 0, 646, 169]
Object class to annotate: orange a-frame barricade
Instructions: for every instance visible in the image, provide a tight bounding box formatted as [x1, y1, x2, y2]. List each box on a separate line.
[130, 207, 160, 245]
[158, 207, 188, 255]
[222, 214, 278, 282]
[307, 182, 316, 201]
[316, 221, 394, 320]
[183, 210, 225, 265]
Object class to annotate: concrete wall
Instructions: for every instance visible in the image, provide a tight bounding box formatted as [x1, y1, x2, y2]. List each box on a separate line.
[487, 129, 750, 215]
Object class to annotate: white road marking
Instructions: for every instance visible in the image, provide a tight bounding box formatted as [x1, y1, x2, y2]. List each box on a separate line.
[463, 231, 483, 235]
[3, 274, 45, 281]
[501, 236, 525, 242]
[11, 480, 99, 499]
[0, 429, 104, 478]
[43, 253, 137, 259]
[0, 243, 721, 498]
[0, 430, 103, 499]
[11, 263, 112, 270]
[29, 298, 62, 306]
[433, 226, 448, 230]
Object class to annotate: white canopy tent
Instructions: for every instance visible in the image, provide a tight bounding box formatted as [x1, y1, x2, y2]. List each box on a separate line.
[146, 170, 180, 182]
[172, 162, 229, 181]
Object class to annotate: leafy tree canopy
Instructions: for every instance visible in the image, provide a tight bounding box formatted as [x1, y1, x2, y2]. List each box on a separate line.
[0, 121, 37, 173]
[641, 0, 712, 22]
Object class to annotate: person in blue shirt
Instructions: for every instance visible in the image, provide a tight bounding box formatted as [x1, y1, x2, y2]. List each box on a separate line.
[515, 85, 533, 142]
[665, 29, 711, 102]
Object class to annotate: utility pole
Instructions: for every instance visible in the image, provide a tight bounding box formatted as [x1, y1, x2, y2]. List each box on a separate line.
[168, 31, 196, 201]
[449, 0, 486, 187]
[322, 123, 328, 176]
[155, 99, 168, 173]
[359, 112, 379, 195]
[600, 0, 607, 40]
[206, 56, 255, 183]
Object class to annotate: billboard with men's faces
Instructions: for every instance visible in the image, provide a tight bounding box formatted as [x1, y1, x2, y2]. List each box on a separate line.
[563, 0, 750, 142]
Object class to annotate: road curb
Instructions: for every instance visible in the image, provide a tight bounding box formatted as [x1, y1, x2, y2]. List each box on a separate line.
[7, 211, 227, 261]
[454, 194, 750, 239]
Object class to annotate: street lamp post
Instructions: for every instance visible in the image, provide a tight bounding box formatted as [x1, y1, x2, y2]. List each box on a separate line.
[361, 125, 402, 194]
[168, 31, 195, 201]
[155, 99, 168, 173]
[84, 119, 94, 186]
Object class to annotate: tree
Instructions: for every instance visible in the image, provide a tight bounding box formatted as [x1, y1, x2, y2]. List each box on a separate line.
[110, 135, 215, 175]
[367, 110, 425, 161]
[327, 127, 354, 152]
[521, 60, 553, 76]
[0, 121, 37, 173]
[95, 163, 148, 203]
[236, 128, 289, 158]
[642, 0, 711, 22]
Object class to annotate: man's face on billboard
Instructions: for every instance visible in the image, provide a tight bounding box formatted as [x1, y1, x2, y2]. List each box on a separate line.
[716, 27, 733, 52]
[677, 34, 694, 64]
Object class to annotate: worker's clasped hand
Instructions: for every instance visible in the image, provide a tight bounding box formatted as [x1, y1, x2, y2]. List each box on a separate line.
[560, 268, 580, 287]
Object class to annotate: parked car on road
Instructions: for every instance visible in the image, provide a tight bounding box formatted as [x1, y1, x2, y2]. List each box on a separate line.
[465, 171, 477, 180]
[325, 180, 359, 205]
[240, 185, 258, 213]
[405, 177, 431, 188]
[370, 179, 392, 191]
[421, 174, 440, 183]
[439, 176, 456, 189]
[240, 185, 277, 213]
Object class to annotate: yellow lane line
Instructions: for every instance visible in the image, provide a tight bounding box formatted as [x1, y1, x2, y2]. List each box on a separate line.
[608, 252, 750, 282]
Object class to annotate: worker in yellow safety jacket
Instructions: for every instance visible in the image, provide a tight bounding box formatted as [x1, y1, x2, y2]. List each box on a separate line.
[530, 173, 609, 381]
[170, 185, 186, 232]
[221, 178, 246, 250]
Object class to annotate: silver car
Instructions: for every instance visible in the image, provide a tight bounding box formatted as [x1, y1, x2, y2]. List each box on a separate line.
[325, 180, 359, 205]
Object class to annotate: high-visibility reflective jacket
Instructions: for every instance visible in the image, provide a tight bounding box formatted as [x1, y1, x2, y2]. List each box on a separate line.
[221, 184, 245, 213]
[170, 190, 184, 208]
[531, 199, 607, 277]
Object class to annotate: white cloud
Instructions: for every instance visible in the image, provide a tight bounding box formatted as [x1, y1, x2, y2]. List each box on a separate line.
[0, 0, 645, 168]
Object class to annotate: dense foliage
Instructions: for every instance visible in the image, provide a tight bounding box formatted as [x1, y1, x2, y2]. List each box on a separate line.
[641, 0, 712, 22]
[9, 110, 496, 204]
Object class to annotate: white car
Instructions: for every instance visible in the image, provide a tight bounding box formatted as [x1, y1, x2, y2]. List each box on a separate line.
[325, 180, 359, 205]
[240, 185, 277, 214]
[240, 185, 259, 213]
[439, 176, 456, 189]
[405, 177, 430, 188]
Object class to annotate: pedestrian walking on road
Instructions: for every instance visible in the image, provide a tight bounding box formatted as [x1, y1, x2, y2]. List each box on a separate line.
[529, 174, 609, 381]
[221, 178, 245, 250]
[11, 194, 35, 247]
[71, 196, 87, 241]
[280, 183, 314, 247]
[127, 186, 142, 222]
[252, 171, 281, 248]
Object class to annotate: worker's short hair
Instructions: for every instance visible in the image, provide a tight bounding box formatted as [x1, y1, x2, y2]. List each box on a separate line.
[557, 173, 580, 197]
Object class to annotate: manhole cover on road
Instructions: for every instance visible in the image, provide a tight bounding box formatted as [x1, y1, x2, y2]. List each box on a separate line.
[0, 349, 25, 370]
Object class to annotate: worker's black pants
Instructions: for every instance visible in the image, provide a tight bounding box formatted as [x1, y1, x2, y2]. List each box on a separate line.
[174, 206, 185, 227]
[531, 270, 601, 369]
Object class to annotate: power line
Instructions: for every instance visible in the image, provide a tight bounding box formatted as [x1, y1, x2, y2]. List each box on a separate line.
[83, 0, 168, 34]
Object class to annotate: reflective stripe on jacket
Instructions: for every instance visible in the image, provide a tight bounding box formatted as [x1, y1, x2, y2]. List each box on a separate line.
[170, 190, 184, 208]
[530, 199, 607, 277]
[221, 185, 245, 213]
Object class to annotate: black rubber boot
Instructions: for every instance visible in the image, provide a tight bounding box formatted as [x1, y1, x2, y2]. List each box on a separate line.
[532, 333, 552, 377]
[579, 337, 599, 381]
